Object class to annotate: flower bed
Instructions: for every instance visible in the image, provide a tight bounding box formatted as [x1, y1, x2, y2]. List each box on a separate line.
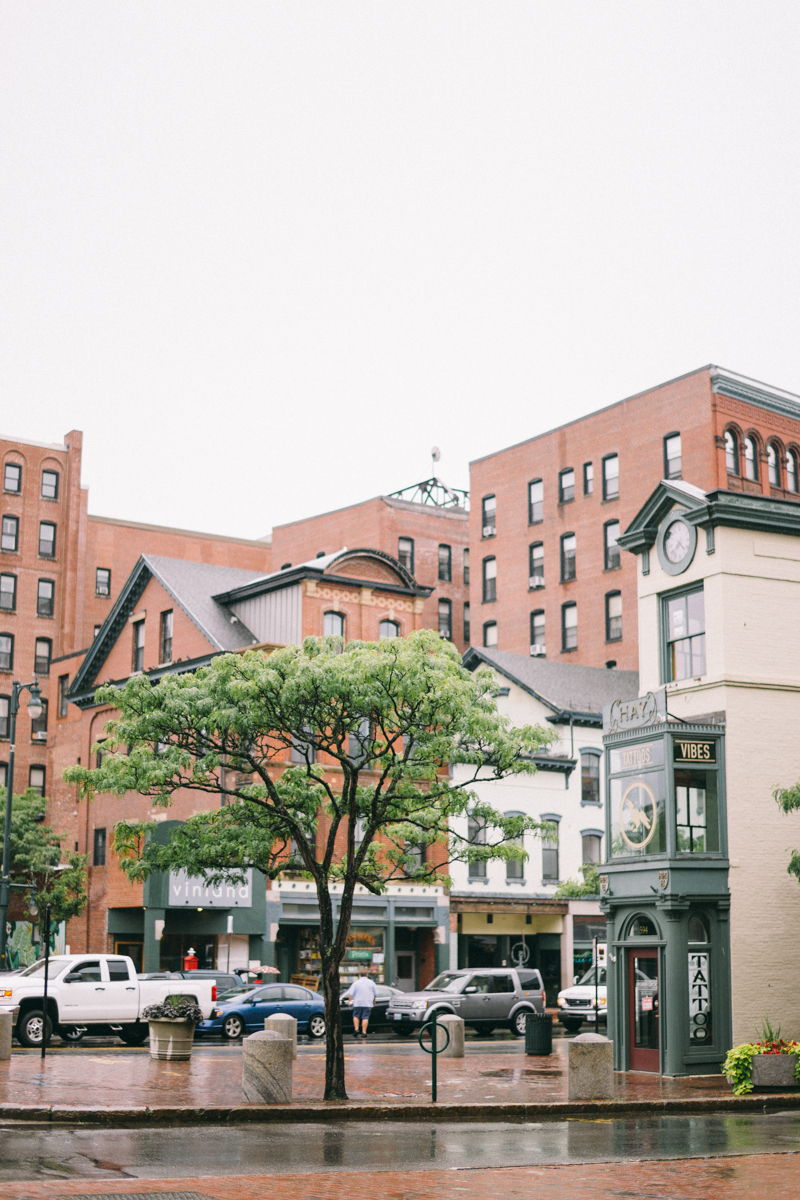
[722, 1038, 800, 1095]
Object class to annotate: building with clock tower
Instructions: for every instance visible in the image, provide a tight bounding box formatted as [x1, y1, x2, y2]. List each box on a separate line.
[596, 476, 800, 1075]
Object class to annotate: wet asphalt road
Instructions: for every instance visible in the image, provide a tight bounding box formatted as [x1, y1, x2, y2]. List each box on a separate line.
[1, 1112, 799, 1181]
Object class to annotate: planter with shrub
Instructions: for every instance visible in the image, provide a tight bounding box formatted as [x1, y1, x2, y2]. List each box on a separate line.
[143, 995, 204, 1062]
[722, 1025, 800, 1095]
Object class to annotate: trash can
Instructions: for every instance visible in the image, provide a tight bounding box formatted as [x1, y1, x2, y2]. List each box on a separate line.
[525, 1011, 553, 1056]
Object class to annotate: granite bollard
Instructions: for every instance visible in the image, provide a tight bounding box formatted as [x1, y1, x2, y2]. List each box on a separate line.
[264, 1013, 298, 1060]
[242, 1030, 293, 1104]
[568, 1032, 614, 1100]
[0, 1010, 11, 1061]
[437, 1014, 465, 1057]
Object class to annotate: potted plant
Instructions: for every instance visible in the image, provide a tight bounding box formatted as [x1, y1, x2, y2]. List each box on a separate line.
[143, 995, 204, 1062]
[722, 1021, 800, 1095]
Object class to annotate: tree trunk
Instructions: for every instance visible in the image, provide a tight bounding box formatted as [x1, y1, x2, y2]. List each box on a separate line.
[322, 955, 347, 1100]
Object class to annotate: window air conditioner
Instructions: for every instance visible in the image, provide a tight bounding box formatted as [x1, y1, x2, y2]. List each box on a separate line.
[529, 575, 545, 589]
[482, 526, 495, 537]
[33, 731, 48, 741]
[530, 644, 546, 657]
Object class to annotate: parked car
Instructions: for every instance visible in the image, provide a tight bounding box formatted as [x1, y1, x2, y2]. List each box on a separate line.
[139, 970, 242, 994]
[339, 983, 404, 1031]
[0, 953, 215, 1047]
[386, 967, 546, 1037]
[196, 982, 326, 1040]
[557, 963, 607, 1032]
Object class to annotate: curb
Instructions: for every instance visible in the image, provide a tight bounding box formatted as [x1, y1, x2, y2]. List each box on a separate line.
[1, 1093, 799, 1125]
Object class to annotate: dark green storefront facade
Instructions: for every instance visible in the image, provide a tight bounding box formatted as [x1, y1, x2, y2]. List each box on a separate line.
[601, 700, 731, 1075]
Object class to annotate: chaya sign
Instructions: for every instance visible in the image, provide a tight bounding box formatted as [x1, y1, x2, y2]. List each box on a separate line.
[168, 869, 253, 908]
[604, 691, 666, 735]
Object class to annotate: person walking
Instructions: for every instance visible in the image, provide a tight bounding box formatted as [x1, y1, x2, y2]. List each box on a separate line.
[342, 971, 378, 1039]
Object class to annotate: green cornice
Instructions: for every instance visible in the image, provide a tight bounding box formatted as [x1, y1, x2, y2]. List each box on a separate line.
[618, 482, 800, 556]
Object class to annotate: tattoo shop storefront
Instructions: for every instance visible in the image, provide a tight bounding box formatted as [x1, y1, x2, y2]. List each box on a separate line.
[264, 880, 451, 993]
[601, 694, 731, 1075]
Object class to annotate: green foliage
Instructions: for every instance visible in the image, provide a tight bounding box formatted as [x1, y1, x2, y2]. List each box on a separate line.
[772, 782, 800, 883]
[142, 995, 204, 1024]
[64, 629, 555, 1099]
[758, 1016, 782, 1043]
[555, 864, 600, 899]
[1, 789, 87, 925]
[722, 1036, 800, 1096]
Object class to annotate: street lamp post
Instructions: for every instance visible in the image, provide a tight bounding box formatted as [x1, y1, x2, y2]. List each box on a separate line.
[0, 679, 43, 971]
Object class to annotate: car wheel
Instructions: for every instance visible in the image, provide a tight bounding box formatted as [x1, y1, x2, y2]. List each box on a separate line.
[17, 1009, 52, 1048]
[308, 1014, 326, 1040]
[394, 1025, 414, 1037]
[222, 1013, 245, 1040]
[511, 1008, 533, 1037]
[59, 1025, 87, 1044]
[474, 1024, 496, 1036]
[561, 1018, 582, 1033]
[118, 1023, 149, 1046]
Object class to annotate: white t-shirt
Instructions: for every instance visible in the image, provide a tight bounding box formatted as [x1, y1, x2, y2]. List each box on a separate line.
[343, 976, 379, 1008]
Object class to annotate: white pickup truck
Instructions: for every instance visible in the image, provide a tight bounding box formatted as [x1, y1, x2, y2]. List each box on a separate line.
[0, 953, 215, 1047]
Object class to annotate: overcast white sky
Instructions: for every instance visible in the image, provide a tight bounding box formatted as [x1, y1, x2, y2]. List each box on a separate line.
[2, 3, 800, 539]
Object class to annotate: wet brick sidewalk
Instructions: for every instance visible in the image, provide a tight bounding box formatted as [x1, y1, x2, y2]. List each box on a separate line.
[0, 1039, 736, 1109]
[2, 1154, 800, 1200]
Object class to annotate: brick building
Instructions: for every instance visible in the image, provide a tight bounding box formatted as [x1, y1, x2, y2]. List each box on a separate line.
[468, 365, 800, 669]
[270, 478, 470, 655]
[59, 547, 449, 988]
[0, 430, 273, 816]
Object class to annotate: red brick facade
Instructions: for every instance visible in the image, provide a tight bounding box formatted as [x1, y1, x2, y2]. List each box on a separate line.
[272, 494, 469, 653]
[468, 366, 800, 667]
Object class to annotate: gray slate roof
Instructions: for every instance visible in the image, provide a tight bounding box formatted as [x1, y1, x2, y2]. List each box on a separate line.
[144, 555, 265, 651]
[465, 647, 639, 715]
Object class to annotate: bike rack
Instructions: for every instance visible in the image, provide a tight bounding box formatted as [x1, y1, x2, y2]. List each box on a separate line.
[418, 1007, 450, 1102]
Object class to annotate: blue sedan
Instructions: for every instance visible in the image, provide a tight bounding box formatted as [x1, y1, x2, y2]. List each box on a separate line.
[197, 983, 326, 1040]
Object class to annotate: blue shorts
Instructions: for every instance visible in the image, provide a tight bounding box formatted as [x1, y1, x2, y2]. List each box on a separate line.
[352, 1006, 372, 1021]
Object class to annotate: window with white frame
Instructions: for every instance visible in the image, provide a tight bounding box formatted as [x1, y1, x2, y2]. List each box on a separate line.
[561, 603, 577, 651]
[528, 479, 543, 523]
[603, 454, 619, 500]
[323, 611, 345, 637]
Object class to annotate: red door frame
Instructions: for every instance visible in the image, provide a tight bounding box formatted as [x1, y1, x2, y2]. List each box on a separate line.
[627, 947, 660, 1072]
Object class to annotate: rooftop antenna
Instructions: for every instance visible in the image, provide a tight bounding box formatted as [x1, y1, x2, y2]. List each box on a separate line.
[431, 446, 441, 478]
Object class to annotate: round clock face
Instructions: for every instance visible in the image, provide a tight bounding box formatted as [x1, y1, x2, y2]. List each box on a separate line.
[664, 519, 690, 564]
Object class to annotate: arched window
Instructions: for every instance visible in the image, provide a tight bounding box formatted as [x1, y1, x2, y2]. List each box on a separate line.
[627, 914, 658, 938]
[379, 619, 399, 638]
[688, 914, 709, 943]
[787, 449, 800, 494]
[724, 429, 739, 475]
[743, 435, 759, 482]
[323, 611, 345, 637]
[768, 443, 782, 488]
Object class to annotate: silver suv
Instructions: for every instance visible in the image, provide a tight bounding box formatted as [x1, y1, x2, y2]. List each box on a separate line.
[386, 967, 546, 1037]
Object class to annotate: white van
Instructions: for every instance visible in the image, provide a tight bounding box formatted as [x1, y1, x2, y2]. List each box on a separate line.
[556, 943, 607, 1033]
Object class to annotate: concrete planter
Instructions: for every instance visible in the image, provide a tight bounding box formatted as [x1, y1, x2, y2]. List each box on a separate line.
[148, 1017, 195, 1061]
[751, 1053, 800, 1091]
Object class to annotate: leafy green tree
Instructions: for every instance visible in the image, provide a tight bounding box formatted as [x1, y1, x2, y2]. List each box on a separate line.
[65, 630, 553, 1100]
[774, 782, 800, 882]
[2, 788, 88, 940]
[554, 864, 600, 899]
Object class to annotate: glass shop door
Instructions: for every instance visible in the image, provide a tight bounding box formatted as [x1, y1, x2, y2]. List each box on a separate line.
[628, 948, 660, 1071]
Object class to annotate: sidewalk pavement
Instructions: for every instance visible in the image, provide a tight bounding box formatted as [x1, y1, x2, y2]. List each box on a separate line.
[2, 1155, 800, 1200]
[0, 1037, 789, 1121]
